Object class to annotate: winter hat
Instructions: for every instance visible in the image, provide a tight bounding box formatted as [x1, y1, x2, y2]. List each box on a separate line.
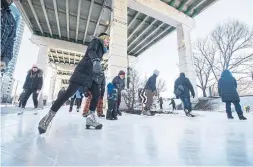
[32, 64, 38, 68]
[153, 69, 159, 76]
[98, 33, 108, 37]
[180, 73, 185, 77]
[118, 70, 125, 76]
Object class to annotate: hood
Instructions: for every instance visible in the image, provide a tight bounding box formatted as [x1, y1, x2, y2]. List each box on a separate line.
[153, 69, 159, 76]
[90, 36, 107, 53]
[180, 73, 185, 78]
[28, 69, 43, 77]
[221, 70, 233, 79]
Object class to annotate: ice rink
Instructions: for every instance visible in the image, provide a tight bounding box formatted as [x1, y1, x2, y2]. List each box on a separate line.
[1, 106, 253, 166]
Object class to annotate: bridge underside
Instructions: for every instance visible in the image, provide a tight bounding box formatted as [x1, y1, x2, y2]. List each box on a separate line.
[16, 0, 217, 57]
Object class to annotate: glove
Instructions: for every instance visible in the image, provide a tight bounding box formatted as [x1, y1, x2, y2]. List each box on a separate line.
[93, 60, 102, 74]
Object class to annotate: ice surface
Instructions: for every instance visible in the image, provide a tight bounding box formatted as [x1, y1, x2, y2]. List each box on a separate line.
[1, 106, 253, 166]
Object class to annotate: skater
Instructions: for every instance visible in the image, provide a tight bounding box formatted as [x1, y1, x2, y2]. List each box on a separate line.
[218, 70, 247, 120]
[69, 88, 83, 112]
[159, 97, 163, 110]
[83, 69, 106, 117]
[106, 83, 118, 120]
[245, 106, 250, 113]
[174, 73, 195, 117]
[18, 65, 43, 115]
[112, 70, 126, 116]
[169, 98, 176, 111]
[38, 33, 110, 134]
[1, 0, 16, 75]
[57, 87, 66, 98]
[143, 70, 159, 116]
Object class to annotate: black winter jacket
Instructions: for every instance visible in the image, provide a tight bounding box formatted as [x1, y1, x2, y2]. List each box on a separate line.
[145, 74, 157, 92]
[23, 69, 43, 90]
[218, 70, 240, 102]
[112, 76, 125, 92]
[69, 37, 106, 88]
[174, 74, 195, 98]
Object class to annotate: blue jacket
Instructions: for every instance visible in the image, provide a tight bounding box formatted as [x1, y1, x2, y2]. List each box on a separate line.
[174, 73, 195, 98]
[71, 88, 83, 99]
[218, 70, 240, 102]
[145, 74, 157, 92]
[107, 83, 118, 101]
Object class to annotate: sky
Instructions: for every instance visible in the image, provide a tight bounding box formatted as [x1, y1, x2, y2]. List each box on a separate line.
[13, 0, 253, 97]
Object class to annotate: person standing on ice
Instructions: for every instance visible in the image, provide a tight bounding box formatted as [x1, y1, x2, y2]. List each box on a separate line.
[174, 73, 195, 117]
[69, 88, 83, 113]
[143, 70, 159, 116]
[169, 98, 176, 111]
[18, 64, 43, 115]
[38, 33, 110, 134]
[112, 70, 126, 116]
[218, 70, 247, 120]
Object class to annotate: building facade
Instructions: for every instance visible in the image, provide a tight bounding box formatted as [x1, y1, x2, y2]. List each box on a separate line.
[1, 5, 25, 102]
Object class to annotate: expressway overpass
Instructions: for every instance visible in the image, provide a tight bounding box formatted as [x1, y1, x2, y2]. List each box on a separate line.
[15, 0, 218, 102]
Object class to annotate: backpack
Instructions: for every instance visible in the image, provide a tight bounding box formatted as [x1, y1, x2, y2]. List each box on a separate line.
[174, 85, 184, 96]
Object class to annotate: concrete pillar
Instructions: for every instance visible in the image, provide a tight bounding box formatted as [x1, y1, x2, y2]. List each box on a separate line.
[37, 45, 49, 108]
[107, 0, 128, 81]
[177, 24, 198, 99]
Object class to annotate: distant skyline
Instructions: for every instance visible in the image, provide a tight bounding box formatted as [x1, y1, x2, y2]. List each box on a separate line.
[13, 0, 253, 97]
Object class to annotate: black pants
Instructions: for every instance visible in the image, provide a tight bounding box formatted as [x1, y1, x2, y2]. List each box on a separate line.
[51, 82, 100, 112]
[107, 99, 117, 119]
[160, 104, 163, 110]
[117, 93, 121, 111]
[172, 105, 176, 111]
[18, 100, 22, 107]
[21, 89, 39, 108]
[70, 97, 81, 109]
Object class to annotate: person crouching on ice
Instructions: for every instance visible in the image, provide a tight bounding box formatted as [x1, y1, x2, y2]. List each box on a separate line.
[106, 83, 118, 120]
[82, 69, 106, 117]
[38, 33, 110, 134]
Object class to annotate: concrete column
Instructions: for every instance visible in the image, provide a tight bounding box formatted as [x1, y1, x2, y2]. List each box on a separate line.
[177, 24, 198, 99]
[107, 0, 128, 81]
[37, 45, 49, 108]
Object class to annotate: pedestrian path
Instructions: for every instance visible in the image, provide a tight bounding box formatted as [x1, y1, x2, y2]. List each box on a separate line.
[1, 106, 253, 165]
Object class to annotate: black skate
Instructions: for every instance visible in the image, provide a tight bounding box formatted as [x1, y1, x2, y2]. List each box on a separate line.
[239, 115, 247, 120]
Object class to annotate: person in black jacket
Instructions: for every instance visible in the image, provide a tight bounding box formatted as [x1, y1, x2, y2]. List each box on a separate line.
[174, 73, 195, 117]
[57, 87, 66, 98]
[112, 70, 125, 116]
[144, 70, 159, 116]
[218, 70, 247, 120]
[169, 98, 176, 111]
[38, 33, 110, 134]
[83, 70, 106, 117]
[18, 65, 43, 115]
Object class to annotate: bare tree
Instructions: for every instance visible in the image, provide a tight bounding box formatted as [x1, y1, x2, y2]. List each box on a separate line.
[211, 20, 253, 78]
[193, 38, 216, 97]
[156, 79, 167, 98]
[122, 68, 141, 111]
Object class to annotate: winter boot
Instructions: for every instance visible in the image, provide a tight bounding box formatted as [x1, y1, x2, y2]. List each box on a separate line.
[98, 114, 105, 117]
[38, 110, 56, 134]
[86, 113, 103, 129]
[77, 108, 79, 112]
[69, 107, 72, 112]
[82, 111, 90, 117]
[239, 115, 247, 120]
[227, 114, 234, 119]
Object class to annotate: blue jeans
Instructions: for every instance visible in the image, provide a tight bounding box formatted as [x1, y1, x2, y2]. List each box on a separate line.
[225, 102, 243, 116]
[180, 97, 192, 112]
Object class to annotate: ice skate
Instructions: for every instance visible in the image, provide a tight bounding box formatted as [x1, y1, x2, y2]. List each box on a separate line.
[33, 108, 38, 115]
[86, 113, 103, 129]
[146, 110, 153, 116]
[77, 108, 79, 112]
[17, 108, 25, 115]
[143, 111, 147, 115]
[227, 114, 234, 119]
[38, 110, 56, 134]
[239, 115, 247, 120]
